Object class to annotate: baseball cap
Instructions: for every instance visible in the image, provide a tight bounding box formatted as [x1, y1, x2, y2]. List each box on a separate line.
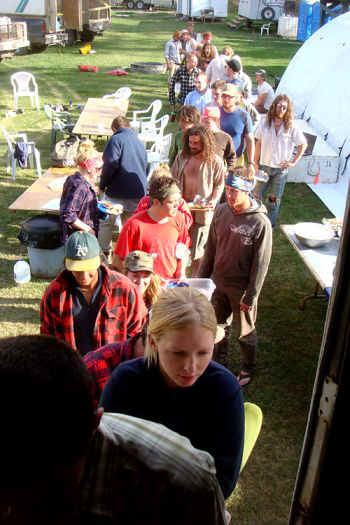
[225, 171, 256, 193]
[65, 231, 101, 272]
[125, 251, 154, 273]
[221, 84, 241, 97]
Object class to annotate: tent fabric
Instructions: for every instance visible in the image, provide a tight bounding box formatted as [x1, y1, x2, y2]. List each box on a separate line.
[276, 12, 350, 216]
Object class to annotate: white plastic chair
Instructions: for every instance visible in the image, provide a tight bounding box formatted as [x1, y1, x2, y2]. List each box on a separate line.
[10, 72, 40, 111]
[260, 23, 272, 36]
[147, 133, 172, 175]
[1, 126, 42, 180]
[131, 99, 162, 131]
[103, 87, 132, 101]
[138, 114, 169, 148]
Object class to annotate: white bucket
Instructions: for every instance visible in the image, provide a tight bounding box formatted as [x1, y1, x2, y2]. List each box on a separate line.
[27, 245, 65, 279]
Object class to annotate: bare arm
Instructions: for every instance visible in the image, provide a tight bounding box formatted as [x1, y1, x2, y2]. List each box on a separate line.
[245, 132, 255, 178]
[254, 138, 261, 168]
[71, 218, 93, 233]
[280, 143, 307, 169]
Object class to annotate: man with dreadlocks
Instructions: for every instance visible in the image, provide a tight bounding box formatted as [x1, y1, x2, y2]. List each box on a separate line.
[171, 124, 226, 276]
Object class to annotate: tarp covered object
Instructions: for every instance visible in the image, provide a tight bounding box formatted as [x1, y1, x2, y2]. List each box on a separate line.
[276, 11, 350, 217]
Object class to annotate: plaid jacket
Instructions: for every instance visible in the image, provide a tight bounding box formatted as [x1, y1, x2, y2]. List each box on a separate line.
[60, 171, 99, 243]
[80, 413, 227, 525]
[169, 64, 200, 105]
[40, 265, 147, 352]
[83, 338, 136, 405]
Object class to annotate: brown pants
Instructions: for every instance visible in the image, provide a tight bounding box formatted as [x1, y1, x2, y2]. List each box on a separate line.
[212, 287, 258, 373]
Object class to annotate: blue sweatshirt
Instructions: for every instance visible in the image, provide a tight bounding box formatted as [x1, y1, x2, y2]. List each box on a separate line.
[101, 358, 245, 499]
[100, 127, 148, 199]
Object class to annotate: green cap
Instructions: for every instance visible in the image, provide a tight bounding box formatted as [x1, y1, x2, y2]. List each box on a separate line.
[65, 231, 101, 272]
[124, 251, 154, 273]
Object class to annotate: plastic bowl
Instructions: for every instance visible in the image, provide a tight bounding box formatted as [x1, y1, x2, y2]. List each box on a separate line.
[295, 222, 334, 248]
[183, 278, 216, 300]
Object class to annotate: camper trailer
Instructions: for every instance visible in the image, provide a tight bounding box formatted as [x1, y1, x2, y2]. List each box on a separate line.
[238, 0, 286, 20]
[176, 0, 228, 18]
[0, 17, 29, 59]
[0, 0, 111, 48]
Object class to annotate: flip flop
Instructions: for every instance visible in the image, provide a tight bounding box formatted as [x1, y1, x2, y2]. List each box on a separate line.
[237, 371, 253, 387]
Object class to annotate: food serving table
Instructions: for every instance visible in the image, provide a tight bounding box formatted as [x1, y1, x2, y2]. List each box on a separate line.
[72, 97, 128, 137]
[280, 224, 339, 310]
[8, 168, 76, 213]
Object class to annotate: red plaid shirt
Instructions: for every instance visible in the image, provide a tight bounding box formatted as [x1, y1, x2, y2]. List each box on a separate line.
[83, 338, 136, 405]
[40, 265, 147, 352]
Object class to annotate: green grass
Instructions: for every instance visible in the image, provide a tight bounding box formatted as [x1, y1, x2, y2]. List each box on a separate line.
[0, 10, 330, 524]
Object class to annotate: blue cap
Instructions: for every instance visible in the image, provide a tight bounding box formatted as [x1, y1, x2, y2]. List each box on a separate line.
[225, 172, 256, 193]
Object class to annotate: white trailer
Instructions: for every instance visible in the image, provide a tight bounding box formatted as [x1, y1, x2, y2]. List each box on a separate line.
[0, 18, 29, 60]
[0, 0, 111, 48]
[238, 0, 285, 21]
[176, 0, 228, 19]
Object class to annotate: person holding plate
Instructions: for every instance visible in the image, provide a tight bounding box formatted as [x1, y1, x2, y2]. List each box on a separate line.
[60, 149, 102, 243]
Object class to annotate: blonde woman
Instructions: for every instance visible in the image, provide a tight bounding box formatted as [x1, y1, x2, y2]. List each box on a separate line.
[124, 250, 163, 310]
[101, 287, 244, 500]
[59, 149, 102, 242]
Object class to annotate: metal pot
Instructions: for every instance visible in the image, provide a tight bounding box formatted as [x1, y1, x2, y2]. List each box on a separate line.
[295, 222, 334, 248]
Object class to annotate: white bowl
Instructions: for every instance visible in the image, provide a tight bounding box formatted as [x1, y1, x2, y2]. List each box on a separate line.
[294, 222, 334, 248]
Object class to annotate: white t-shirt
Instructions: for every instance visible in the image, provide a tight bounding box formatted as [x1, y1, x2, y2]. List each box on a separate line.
[254, 116, 307, 167]
[257, 81, 275, 110]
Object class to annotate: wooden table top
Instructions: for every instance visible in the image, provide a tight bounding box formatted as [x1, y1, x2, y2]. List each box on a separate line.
[8, 168, 76, 213]
[72, 97, 129, 136]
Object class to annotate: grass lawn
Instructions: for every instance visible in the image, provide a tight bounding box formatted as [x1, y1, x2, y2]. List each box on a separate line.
[0, 9, 332, 524]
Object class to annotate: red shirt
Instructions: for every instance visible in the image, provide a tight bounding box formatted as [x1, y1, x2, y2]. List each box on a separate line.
[40, 265, 147, 351]
[83, 338, 137, 406]
[115, 210, 190, 280]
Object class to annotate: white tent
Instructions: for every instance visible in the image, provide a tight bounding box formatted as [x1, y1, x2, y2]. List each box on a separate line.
[276, 12, 350, 217]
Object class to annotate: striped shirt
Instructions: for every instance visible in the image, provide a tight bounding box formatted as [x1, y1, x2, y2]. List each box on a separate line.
[80, 413, 227, 525]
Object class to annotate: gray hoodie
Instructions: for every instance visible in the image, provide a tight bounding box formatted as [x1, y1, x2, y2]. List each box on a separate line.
[199, 199, 272, 305]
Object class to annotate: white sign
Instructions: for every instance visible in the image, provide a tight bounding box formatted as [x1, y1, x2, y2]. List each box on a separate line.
[0, 0, 46, 17]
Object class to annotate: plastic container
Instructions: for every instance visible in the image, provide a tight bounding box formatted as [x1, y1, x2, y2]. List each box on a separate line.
[183, 278, 216, 300]
[27, 245, 65, 278]
[18, 214, 64, 279]
[14, 260, 31, 284]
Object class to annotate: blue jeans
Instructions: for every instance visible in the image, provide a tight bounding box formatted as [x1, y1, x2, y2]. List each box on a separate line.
[254, 166, 288, 227]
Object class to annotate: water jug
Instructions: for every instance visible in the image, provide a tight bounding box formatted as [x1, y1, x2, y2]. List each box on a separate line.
[14, 260, 31, 284]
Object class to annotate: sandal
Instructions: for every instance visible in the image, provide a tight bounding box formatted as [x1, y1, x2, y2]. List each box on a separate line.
[237, 371, 253, 387]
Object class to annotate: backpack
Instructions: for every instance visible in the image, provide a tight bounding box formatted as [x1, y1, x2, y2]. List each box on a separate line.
[51, 136, 80, 168]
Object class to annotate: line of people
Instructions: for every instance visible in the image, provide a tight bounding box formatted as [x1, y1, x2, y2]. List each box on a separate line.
[30, 32, 308, 522]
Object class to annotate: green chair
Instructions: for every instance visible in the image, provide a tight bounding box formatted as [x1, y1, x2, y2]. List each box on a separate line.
[240, 402, 263, 473]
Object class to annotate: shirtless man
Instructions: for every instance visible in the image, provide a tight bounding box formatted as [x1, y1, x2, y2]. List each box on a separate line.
[171, 125, 226, 276]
